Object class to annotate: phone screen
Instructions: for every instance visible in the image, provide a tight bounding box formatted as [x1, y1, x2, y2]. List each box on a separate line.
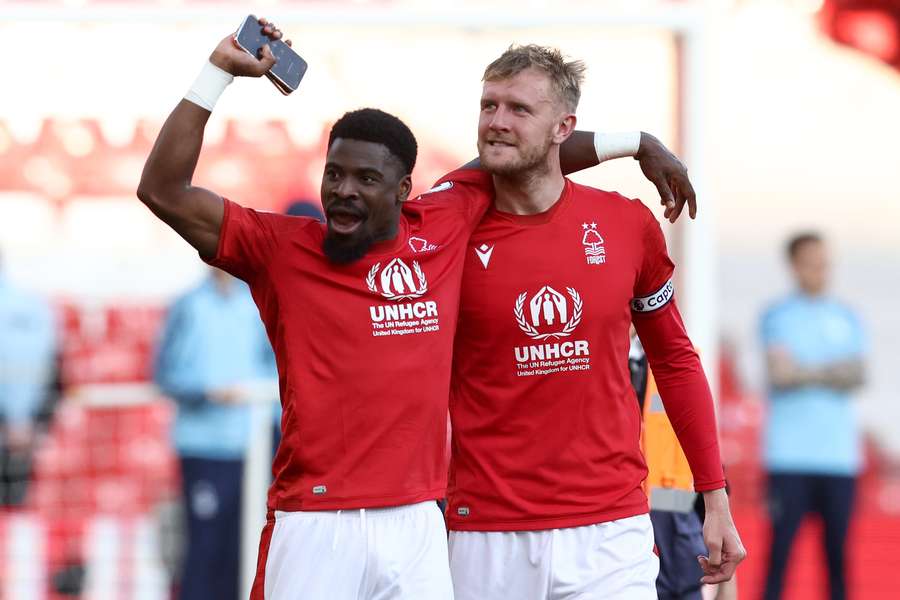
[235, 15, 308, 92]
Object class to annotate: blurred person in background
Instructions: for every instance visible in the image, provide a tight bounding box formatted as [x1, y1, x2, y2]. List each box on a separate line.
[154, 266, 277, 600]
[0, 250, 57, 507]
[760, 232, 866, 600]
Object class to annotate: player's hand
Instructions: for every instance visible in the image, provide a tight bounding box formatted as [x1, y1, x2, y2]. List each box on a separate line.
[698, 488, 746, 584]
[635, 132, 697, 223]
[210, 17, 288, 78]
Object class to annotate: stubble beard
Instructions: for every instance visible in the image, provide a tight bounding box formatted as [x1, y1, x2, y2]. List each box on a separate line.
[479, 135, 554, 179]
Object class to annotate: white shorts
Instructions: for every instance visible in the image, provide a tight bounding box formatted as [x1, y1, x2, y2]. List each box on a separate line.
[448, 514, 659, 600]
[253, 501, 453, 600]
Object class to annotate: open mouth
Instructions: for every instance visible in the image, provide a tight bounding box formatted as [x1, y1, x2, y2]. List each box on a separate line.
[327, 209, 365, 235]
[485, 135, 516, 147]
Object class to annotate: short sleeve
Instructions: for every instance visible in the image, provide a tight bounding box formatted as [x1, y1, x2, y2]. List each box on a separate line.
[631, 204, 675, 316]
[204, 199, 283, 283]
[428, 168, 494, 230]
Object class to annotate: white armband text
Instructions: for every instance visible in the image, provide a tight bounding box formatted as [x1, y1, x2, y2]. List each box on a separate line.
[631, 279, 675, 313]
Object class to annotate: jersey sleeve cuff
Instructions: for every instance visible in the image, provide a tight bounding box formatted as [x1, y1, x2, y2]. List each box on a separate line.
[694, 479, 727, 492]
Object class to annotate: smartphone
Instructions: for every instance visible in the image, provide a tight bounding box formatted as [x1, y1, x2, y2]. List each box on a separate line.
[235, 15, 308, 95]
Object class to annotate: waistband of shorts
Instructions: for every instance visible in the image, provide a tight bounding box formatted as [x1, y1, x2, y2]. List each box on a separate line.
[273, 500, 437, 521]
[448, 513, 653, 537]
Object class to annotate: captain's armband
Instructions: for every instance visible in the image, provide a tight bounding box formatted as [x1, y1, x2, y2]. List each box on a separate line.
[631, 279, 674, 314]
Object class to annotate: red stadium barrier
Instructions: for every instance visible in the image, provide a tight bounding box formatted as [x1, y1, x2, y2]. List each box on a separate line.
[0, 117, 460, 211]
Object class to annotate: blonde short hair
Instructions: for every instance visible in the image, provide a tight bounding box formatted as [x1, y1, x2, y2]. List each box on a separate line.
[483, 44, 586, 112]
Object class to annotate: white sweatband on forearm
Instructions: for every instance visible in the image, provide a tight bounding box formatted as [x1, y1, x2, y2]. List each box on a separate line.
[593, 131, 642, 163]
[184, 61, 234, 112]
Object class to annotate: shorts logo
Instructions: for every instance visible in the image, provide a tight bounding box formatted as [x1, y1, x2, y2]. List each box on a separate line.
[582, 222, 606, 265]
[312, 485, 327, 495]
[457, 507, 470, 517]
[514, 285, 583, 340]
[367, 258, 428, 301]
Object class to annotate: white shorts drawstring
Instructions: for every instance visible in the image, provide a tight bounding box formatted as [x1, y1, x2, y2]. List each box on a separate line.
[331, 508, 368, 551]
[332, 510, 343, 551]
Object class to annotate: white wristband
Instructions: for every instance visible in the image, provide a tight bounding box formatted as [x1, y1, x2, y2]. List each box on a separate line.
[593, 131, 641, 163]
[185, 61, 234, 112]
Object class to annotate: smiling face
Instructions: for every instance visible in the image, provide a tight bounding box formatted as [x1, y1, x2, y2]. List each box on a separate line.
[477, 68, 575, 177]
[320, 138, 411, 264]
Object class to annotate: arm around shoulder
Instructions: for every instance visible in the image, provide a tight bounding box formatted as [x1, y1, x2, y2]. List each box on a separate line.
[559, 130, 696, 223]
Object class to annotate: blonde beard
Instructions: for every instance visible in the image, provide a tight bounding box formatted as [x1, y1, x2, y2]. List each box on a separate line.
[478, 136, 554, 177]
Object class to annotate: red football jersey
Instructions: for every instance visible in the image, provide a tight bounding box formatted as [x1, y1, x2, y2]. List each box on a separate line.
[448, 179, 682, 531]
[206, 168, 491, 511]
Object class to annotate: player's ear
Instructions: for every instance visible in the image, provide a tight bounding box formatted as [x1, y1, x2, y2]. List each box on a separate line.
[554, 113, 577, 145]
[396, 174, 412, 204]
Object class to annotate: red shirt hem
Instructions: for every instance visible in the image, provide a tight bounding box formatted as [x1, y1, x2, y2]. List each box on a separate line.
[270, 486, 445, 512]
[446, 501, 649, 532]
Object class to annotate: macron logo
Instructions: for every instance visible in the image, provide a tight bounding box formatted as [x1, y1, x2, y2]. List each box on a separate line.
[475, 244, 494, 269]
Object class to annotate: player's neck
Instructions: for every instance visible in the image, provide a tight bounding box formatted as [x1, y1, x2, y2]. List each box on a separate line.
[492, 157, 565, 216]
[372, 216, 400, 244]
[798, 286, 826, 299]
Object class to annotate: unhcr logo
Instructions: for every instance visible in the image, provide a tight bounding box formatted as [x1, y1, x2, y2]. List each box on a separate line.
[514, 285, 583, 340]
[366, 258, 428, 301]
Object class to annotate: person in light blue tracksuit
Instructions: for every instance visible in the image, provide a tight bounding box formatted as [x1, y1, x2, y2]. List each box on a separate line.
[155, 267, 277, 600]
[0, 258, 57, 507]
[760, 232, 866, 600]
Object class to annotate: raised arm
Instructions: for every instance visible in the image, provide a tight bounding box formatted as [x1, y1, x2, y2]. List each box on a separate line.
[137, 19, 286, 259]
